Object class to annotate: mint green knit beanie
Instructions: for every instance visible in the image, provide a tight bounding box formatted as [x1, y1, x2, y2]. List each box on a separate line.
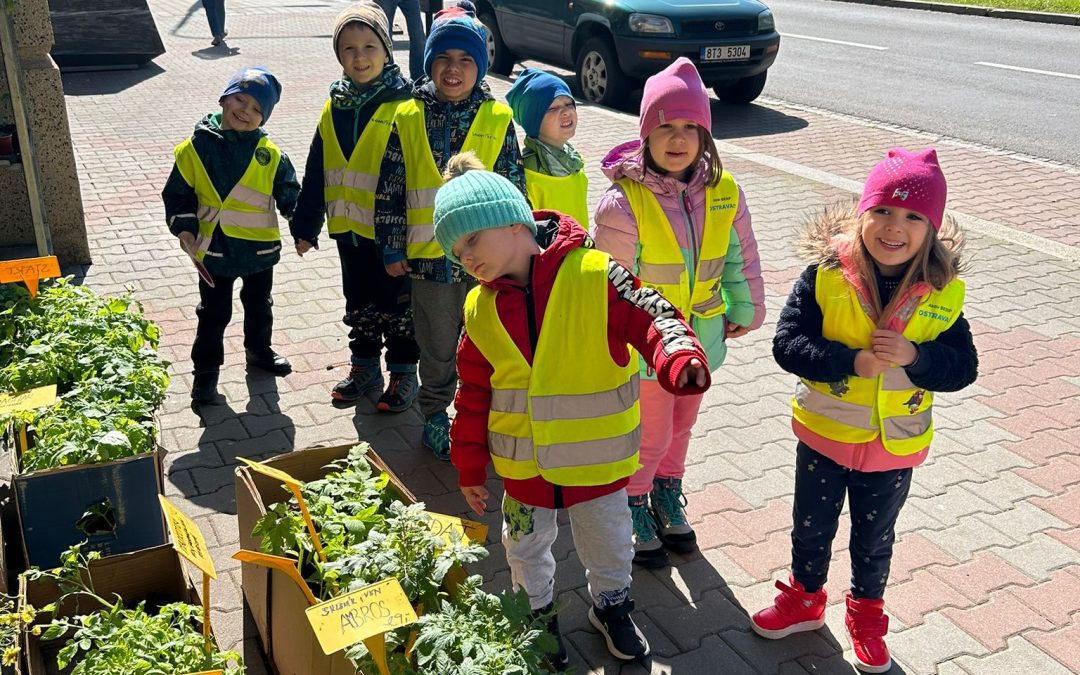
[434, 169, 536, 265]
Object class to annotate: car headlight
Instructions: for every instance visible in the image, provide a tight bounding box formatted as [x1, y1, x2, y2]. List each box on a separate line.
[758, 10, 775, 33]
[629, 13, 674, 34]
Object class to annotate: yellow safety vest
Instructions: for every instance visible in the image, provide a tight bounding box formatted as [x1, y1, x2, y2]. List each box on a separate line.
[793, 266, 966, 456]
[463, 248, 641, 486]
[525, 168, 589, 229]
[617, 172, 739, 320]
[396, 99, 513, 260]
[320, 99, 404, 240]
[174, 137, 281, 261]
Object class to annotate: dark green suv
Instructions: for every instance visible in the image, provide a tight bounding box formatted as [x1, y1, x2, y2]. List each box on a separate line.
[472, 0, 779, 107]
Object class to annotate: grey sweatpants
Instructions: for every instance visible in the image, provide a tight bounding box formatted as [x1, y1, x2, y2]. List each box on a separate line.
[502, 489, 634, 611]
[411, 278, 473, 417]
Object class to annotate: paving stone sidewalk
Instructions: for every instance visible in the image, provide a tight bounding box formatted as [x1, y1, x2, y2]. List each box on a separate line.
[54, 1, 1080, 672]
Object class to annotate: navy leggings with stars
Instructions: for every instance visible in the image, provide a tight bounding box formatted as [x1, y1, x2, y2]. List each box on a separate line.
[790, 442, 912, 600]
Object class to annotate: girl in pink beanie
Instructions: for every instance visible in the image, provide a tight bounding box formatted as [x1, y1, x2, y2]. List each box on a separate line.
[750, 147, 977, 673]
[593, 57, 766, 568]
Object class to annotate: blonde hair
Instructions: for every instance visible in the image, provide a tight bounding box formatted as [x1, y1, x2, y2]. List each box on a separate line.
[848, 211, 964, 326]
[636, 126, 723, 187]
[443, 150, 485, 181]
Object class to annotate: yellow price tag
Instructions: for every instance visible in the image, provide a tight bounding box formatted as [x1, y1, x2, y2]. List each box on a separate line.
[0, 256, 60, 297]
[0, 384, 57, 416]
[423, 511, 488, 546]
[182, 672, 224, 675]
[159, 496, 217, 579]
[305, 578, 417, 656]
[237, 457, 302, 487]
[233, 550, 318, 606]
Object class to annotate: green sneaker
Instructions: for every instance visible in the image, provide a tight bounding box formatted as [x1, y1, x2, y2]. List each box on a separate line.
[423, 412, 451, 461]
[629, 493, 667, 568]
[650, 477, 697, 554]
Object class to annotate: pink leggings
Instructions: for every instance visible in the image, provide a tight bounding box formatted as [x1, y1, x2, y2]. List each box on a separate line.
[627, 378, 705, 497]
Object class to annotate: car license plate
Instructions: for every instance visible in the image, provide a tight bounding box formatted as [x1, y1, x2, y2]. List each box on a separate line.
[701, 45, 750, 61]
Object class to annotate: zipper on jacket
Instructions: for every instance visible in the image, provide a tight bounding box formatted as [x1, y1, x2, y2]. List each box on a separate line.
[679, 189, 700, 332]
[441, 103, 452, 165]
[524, 259, 539, 357]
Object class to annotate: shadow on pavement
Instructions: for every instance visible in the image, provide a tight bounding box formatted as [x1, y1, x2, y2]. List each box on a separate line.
[167, 370, 295, 514]
[192, 44, 242, 60]
[61, 64, 166, 96]
[709, 100, 809, 141]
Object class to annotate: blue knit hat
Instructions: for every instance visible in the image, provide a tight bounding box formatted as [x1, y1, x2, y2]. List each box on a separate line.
[220, 66, 282, 124]
[434, 169, 536, 265]
[423, 16, 488, 82]
[505, 68, 573, 139]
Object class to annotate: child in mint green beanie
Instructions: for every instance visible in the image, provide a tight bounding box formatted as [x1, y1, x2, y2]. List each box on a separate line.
[505, 68, 589, 228]
[434, 152, 710, 670]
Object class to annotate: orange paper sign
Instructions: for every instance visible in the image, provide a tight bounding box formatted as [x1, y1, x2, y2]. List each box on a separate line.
[0, 256, 59, 297]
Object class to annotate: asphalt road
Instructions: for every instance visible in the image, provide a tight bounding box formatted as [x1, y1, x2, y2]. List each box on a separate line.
[760, 0, 1080, 166]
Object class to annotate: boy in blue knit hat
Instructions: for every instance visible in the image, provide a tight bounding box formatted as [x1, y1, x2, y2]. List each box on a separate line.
[505, 68, 589, 228]
[162, 66, 300, 404]
[434, 152, 710, 669]
[373, 12, 526, 459]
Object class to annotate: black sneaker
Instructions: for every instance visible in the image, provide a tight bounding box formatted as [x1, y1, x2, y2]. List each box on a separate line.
[588, 599, 649, 661]
[191, 370, 220, 403]
[532, 602, 568, 672]
[245, 348, 292, 375]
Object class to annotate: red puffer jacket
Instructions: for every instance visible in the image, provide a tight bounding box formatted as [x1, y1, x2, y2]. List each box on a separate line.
[452, 211, 710, 509]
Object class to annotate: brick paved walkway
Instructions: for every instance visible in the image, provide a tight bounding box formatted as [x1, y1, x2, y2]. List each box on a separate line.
[57, 1, 1080, 672]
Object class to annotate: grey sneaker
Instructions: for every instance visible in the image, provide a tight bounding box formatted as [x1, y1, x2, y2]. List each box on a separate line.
[629, 493, 667, 568]
[651, 476, 697, 554]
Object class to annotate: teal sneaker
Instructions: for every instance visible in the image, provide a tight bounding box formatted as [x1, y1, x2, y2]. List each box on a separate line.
[629, 493, 667, 568]
[423, 412, 451, 461]
[650, 477, 697, 554]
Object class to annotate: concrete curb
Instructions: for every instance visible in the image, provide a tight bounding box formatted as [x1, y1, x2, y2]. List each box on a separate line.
[827, 0, 1080, 26]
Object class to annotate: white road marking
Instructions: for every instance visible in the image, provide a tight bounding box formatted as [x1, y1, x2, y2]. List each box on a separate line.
[780, 33, 888, 51]
[975, 61, 1080, 81]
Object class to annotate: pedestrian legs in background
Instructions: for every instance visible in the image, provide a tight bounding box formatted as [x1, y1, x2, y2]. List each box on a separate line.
[376, 0, 427, 81]
[201, 0, 227, 44]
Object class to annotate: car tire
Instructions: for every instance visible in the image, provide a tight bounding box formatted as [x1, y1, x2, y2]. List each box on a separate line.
[575, 37, 631, 108]
[713, 71, 767, 105]
[480, 12, 515, 77]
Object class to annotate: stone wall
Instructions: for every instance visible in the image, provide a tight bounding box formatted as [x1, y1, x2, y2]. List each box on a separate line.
[0, 0, 88, 264]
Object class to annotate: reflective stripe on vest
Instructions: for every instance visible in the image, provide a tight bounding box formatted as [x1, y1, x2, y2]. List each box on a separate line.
[464, 247, 641, 485]
[792, 266, 966, 456]
[320, 99, 403, 240]
[174, 137, 281, 260]
[525, 168, 589, 229]
[617, 173, 738, 319]
[396, 99, 513, 259]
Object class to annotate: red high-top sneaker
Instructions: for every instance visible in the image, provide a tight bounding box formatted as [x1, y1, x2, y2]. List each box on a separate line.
[751, 576, 827, 639]
[845, 593, 892, 673]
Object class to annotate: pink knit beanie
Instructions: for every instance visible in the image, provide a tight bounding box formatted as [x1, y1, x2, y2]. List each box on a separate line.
[857, 148, 948, 231]
[639, 57, 711, 140]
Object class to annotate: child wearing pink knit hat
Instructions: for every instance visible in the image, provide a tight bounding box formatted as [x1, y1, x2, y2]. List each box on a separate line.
[750, 147, 978, 673]
[593, 57, 766, 568]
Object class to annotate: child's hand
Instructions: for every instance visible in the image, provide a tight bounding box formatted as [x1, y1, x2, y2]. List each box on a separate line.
[461, 485, 489, 516]
[871, 329, 918, 366]
[854, 349, 891, 378]
[385, 261, 412, 277]
[178, 231, 197, 255]
[677, 358, 708, 389]
[725, 322, 750, 339]
[295, 240, 317, 257]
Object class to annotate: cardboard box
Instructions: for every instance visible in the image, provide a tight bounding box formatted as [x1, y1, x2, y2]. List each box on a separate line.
[11, 444, 168, 568]
[235, 444, 419, 675]
[17, 544, 206, 675]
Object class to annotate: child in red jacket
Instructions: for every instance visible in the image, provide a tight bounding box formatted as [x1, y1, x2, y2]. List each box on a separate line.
[432, 153, 710, 670]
